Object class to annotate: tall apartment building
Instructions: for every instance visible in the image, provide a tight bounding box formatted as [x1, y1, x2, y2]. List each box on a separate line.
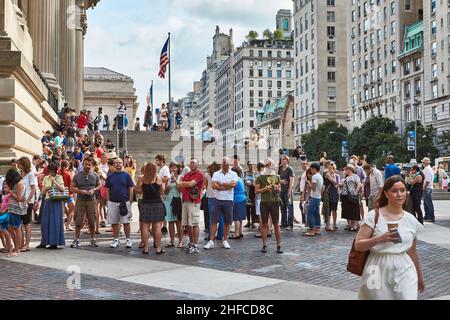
[215, 55, 236, 146]
[292, 0, 349, 147]
[348, 0, 423, 131]
[233, 37, 294, 146]
[197, 27, 234, 130]
[180, 82, 201, 137]
[398, 20, 424, 134]
[422, 0, 450, 155]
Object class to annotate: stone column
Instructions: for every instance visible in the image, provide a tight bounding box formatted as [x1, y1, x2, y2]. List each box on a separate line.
[74, 0, 85, 112]
[28, 0, 61, 98]
[59, 0, 77, 109]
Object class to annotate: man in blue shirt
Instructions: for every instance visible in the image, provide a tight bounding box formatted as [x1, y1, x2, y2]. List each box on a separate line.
[106, 158, 135, 249]
[384, 155, 400, 180]
[73, 146, 84, 162]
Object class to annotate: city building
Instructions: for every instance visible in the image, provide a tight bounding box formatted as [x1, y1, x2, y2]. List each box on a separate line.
[292, 0, 349, 147]
[422, 0, 450, 155]
[276, 9, 293, 39]
[215, 55, 235, 146]
[180, 82, 201, 137]
[197, 27, 234, 130]
[398, 20, 424, 134]
[257, 94, 295, 151]
[234, 25, 294, 146]
[83, 67, 139, 130]
[348, 0, 423, 131]
[0, 0, 98, 167]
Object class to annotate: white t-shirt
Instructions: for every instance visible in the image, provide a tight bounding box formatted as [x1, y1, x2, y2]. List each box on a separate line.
[158, 165, 170, 180]
[423, 165, 434, 190]
[23, 171, 37, 203]
[311, 173, 324, 199]
[100, 163, 109, 175]
[212, 170, 239, 201]
[205, 173, 215, 198]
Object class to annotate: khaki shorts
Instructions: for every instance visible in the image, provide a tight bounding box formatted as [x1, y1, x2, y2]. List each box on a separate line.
[182, 201, 200, 227]
[74, 200, 96, 228]
[107, 201, 133, 225]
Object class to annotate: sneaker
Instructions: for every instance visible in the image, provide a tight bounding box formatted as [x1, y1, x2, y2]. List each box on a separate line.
[222, 240, 231, 250]
[90, 239, 98, 248]
[110, 239, 120, 248]
[187, 245, 200, 254]
[70, 239, 81, 249]
[126, 239, 133, 249]
[204, 240, 215, 250]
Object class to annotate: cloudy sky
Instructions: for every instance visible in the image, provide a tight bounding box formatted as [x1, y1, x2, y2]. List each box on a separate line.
[85, 0, 292, 121]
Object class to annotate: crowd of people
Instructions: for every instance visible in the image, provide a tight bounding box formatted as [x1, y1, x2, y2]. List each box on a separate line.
[0, 110, 435, 299]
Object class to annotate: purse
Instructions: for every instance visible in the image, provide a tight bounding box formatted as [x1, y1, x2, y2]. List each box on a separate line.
[343, 179, 360, 205]
[48, 186, 70, 201]
[347, 208, 380, 276]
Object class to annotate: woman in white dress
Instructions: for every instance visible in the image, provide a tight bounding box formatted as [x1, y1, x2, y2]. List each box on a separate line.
[356, 176, 425, 300]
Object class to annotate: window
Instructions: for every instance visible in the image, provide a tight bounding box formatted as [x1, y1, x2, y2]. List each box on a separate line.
[258, 80, 263, 88]
[432, 64, 438, 78]
[327, 0, 335, 6]
[328, 87, 336, 97]
[328, 41, 335, 52]
[327, 26, 335, 37]
[258, 50, 263, 58]
[327, 11, 335, 22]
[328, 57, 336, 67]
[432, 83, 438, 98]
[405, 0, 412, 11]
[249, 69, 254, 77]
[258, 69, 263, 77]
[431, 41, 437, 56]
[328, 72, 336, 82]
[431, 20, 437, 36]
[268, 70, 273, 78]
[249, 80, 254, 87]
[268, 80, 272, 88]
[286, 70, 292, 78]
[277, 70, 282, 78]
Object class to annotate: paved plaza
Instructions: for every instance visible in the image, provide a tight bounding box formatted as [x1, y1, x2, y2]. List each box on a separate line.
[1, 201, 450, 300]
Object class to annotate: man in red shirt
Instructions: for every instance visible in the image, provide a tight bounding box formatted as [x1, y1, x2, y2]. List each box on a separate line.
[77, 111, 88, 136]
[177, 158, 204, 254]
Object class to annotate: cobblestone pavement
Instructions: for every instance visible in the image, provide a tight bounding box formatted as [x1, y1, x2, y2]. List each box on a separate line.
[0, 259, 195, 300]
[2, 202, 449, 300]
[77, 223, 449, 300]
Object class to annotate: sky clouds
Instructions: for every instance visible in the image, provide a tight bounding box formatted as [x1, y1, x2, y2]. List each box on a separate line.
[84, 0, 291, 120]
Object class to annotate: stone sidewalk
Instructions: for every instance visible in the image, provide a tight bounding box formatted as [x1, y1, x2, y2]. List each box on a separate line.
[1, 201, 449, 300]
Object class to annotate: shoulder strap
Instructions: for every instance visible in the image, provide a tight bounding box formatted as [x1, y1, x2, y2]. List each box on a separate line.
[374, 208, 380, 227]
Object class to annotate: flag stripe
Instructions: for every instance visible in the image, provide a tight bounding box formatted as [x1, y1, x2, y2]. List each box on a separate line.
[158, 37, 170, 79]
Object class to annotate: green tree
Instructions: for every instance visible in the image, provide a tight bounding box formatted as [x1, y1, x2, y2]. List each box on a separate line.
[263, 29, 273, 44]
[348, 116, 399, 167]
[273, 29, 284, 41]
[246, 30, 259, 41]
[402, 121, 439, 162]
[302, 120, 348, 168]
[438, 130, 450, 151]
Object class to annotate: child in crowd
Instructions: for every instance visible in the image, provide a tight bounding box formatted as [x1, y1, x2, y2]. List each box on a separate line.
[0, 182, 13, 255]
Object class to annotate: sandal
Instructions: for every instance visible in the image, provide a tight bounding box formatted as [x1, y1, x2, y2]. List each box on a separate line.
[277, 246, 284, 254]
[142, 250, 149, 255]
[139, 242, 145, 249]
[303, 231, 316, 237]
[230, 235, 241, 240]
[165, 243, 175, 248]
[20, 248, 31, 252]
[156, 249, 166, 255]
[177, 242, 184, 249]
[1, 249, 8, 253]
[261, 246, 268, 254]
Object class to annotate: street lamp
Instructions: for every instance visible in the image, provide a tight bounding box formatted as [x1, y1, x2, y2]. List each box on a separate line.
[330, 131, 349, 163]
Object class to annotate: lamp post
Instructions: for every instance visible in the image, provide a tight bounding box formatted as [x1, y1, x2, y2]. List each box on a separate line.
[330, 131, 349, 164]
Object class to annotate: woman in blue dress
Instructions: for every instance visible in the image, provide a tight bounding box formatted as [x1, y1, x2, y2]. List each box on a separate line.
[164, 163, 183, 248]
[230, 168, 247, 240]
[37, 162, 66, 249]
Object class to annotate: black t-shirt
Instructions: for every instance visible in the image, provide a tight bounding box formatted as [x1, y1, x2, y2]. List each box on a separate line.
[279, 166, 294, 193]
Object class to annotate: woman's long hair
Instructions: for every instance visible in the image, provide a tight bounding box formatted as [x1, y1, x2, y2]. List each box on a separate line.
[142, 162, 157, 185]
[18, 157, 32, 174]
[5, 169, 22, 189]
[208, 162, 220, 177]
[375, 175, 408, 210]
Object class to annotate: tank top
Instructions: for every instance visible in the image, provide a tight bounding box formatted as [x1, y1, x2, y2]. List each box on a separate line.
[142, 182, 162, 204]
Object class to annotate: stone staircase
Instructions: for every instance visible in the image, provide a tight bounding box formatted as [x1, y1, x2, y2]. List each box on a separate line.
[100, 131, 280, 173]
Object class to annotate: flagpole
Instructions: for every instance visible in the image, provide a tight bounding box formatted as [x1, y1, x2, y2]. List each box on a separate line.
[151, 80, 154, 126]
[168, 32, 172, 126]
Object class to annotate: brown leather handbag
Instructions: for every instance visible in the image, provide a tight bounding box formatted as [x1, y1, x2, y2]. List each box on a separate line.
[347, 208, 380, 276]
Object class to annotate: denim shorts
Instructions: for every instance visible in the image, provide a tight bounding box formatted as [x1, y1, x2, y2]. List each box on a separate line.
[9, 213, 22, 229]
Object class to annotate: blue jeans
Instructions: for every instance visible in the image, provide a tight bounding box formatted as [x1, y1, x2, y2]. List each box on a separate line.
[280, 192, 294, 227]
[308, 198, 321, 229]
[423, 189, 435, 221]
[208, 198, 224, 240]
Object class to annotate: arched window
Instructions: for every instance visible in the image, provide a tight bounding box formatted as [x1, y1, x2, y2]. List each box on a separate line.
[283, 18, 289, 31]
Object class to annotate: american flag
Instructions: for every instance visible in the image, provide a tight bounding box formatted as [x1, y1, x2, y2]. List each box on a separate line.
[158, 38, 170, 79]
